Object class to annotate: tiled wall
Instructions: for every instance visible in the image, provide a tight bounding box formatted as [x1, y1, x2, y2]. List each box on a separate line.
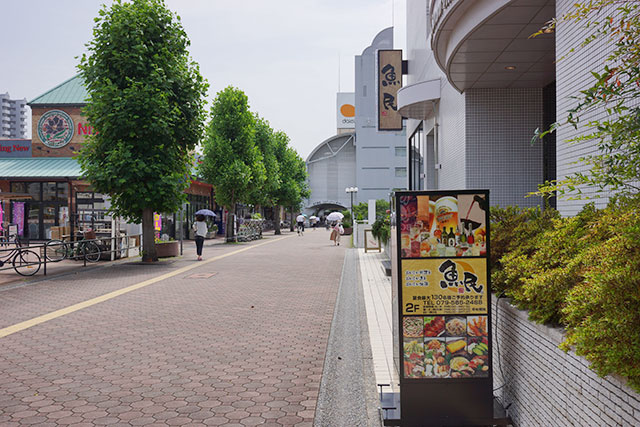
[437, 84, 466, 190]
[465, 89, 544, 208]
[492, 295, 640, 426]
[555, 0, 618, 215]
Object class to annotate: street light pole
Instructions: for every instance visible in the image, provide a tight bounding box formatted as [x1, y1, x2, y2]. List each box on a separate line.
[345, 186, 358, 224]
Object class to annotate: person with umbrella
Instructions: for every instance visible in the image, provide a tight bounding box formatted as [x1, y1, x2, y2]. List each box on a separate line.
[193, 209, 216, 261]
[327, 212, 344, 246]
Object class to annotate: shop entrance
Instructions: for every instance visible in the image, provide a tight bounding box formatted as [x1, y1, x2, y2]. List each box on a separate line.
[10, 181, 70, 240]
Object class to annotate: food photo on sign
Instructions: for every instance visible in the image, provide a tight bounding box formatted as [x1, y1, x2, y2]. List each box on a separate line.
[402, 314, 489, 379]
[399, 194, 487, 258]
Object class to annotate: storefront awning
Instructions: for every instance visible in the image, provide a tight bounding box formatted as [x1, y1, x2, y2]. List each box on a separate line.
[397, 79, 441, 120]
[0, 158, 82, 179]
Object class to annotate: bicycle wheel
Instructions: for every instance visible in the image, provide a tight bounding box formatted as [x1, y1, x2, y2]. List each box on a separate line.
[45, 239, 67, 262]
[81, 241, 101, 263]
[13, 249, 41, 276]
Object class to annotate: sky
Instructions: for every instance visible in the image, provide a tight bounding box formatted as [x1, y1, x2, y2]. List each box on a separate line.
[0, 0, 406, 160]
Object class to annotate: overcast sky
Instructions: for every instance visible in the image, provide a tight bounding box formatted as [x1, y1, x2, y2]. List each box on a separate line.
[0, 0, 406, 159]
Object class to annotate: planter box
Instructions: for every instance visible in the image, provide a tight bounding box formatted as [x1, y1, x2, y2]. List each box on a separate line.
[156, 241, 179, 257]
[342, 227, 353, 236]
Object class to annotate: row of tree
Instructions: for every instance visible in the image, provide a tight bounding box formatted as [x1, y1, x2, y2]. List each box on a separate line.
[199, 86, 309, 239]
[77, 0, 307, 261]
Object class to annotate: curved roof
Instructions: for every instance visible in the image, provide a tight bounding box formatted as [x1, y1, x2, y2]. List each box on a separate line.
[361, 27, 393, 56]
[306, 132, 355, 164]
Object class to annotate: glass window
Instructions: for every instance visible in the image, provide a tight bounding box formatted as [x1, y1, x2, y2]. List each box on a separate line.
[395, 167, 407, 177]
[56, 182, 69, 201]
[10, 182, 26, 194]
[27, 182, 41, 201]
[43, 182, 57, 201]
[395, 147, 407, 157]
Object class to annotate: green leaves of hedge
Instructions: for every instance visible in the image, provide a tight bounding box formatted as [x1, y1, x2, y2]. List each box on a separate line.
[491, 197, 640, 391]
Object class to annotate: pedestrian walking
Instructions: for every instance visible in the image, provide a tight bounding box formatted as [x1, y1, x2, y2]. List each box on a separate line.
[192, 214, 208, 261]
[296, 214, 306, 236]
[330, 221, 343, 246]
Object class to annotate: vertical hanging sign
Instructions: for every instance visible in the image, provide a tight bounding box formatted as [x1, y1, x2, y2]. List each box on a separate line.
[394, 190, 493, 425]
[377, 49, 403, 131]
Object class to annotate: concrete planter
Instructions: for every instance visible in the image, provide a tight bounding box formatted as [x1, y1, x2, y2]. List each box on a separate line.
[155, 241, 179, 258]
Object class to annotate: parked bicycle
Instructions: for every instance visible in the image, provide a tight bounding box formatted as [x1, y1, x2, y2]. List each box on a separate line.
[0, 237, 41, 276]
[45, 231, 101, 263]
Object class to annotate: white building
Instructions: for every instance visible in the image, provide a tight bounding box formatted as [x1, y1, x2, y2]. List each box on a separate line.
[0, 92, 28, 139]
[306, 28, 407, 215]
[400, 0, 618, 215]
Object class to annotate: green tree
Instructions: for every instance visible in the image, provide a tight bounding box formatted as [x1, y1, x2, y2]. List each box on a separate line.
[250, 115, 280, 216]
[78, 0, 208, 262]
[200, 86, 265, 240]
[272, 132, 309, 234]
[532, 0, 640, 198]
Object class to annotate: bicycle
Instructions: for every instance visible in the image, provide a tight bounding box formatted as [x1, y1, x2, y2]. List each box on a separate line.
[0, 238, 41, 276]
[46, 231, 101, 263]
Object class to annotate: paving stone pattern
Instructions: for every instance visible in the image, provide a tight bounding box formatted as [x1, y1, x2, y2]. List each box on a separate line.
[0, 231, 346, 426]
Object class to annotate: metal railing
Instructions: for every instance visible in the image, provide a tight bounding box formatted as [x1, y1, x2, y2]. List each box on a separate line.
[0, 233, 142, 277]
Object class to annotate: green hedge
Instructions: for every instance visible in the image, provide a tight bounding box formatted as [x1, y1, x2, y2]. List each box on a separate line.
[491, 196, 640, 392]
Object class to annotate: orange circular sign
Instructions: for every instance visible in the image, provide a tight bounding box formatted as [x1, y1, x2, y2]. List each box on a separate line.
[340, 104, 355, 117]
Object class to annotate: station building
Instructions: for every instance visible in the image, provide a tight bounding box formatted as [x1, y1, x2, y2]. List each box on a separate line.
[399, 0, 616, 215]
[0, 75, 214, 241]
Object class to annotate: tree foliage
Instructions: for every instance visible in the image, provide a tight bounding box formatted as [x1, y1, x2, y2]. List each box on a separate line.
[250, 115, 280, 207]
[532, 0, 640, 199]
[200, 86, 264, 238]
[78, 0, 208, 261]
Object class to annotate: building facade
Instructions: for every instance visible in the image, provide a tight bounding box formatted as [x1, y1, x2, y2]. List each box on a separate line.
[0, 92, 28, 139]
[401, 0, 555, 210]
[400, 0, 624, 215]
[0, 75, 214, 240]
[306, 28, 408, 215]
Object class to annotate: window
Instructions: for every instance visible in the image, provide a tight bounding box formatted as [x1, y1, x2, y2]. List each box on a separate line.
[408, 124, 425, 190]
[395, 146, 407, 157]
[395, 167, 407, 177]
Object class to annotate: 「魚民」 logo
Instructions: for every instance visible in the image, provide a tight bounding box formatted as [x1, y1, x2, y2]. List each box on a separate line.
[37, 110, 74, 149]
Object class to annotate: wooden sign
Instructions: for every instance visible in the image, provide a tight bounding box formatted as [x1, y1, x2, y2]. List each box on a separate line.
[378, 50, 403, 130]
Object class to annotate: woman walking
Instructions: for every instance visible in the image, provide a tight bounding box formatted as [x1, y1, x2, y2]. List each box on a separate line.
[192, 214, 208, 261]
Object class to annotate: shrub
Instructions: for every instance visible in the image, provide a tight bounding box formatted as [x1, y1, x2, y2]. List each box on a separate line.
[504, 204, 599, 324]
[560, 196, 640, 392]
[341, 210, 353, 228]
[371, 216, 390, 244]
[490, 205, 559, 294]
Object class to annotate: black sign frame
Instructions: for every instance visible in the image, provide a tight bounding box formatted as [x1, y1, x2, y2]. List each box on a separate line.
[393, 189, 493, 426]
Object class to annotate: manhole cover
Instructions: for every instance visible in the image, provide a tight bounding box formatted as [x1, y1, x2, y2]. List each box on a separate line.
[185, 272, 217, 279]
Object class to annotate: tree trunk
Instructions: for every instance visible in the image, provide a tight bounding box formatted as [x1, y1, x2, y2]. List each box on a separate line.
[142, 208, 158, 262]
[289, 205, 294, 232]
[225, 203, 235, 241]
[274, 205, 281, 235]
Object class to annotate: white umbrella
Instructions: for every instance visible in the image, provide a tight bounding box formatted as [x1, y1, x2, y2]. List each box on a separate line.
[326, 212, 344, 221]
[309, 215, 318, 220]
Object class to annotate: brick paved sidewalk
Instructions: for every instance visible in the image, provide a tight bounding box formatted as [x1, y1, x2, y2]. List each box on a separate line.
[0, 230, 345, 426]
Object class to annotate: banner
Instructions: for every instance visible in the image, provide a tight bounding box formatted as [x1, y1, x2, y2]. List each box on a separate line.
[377, 50, 403, 130]
[12, 202, 25, 236]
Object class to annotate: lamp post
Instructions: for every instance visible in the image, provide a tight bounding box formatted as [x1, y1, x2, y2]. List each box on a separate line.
[345, 186, 358, 224]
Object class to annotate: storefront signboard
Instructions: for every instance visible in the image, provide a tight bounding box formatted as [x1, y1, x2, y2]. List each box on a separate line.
[336, 92, 355, 129]
[0, 139, 32, 158]
[393, 190, 492, 425]
[377, 49, 403, 131]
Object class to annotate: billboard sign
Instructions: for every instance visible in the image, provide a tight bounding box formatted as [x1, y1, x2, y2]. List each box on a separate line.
[336, 92, 355, 129]
[393, 190, 493, 424]
[377, 49, 403, 130]
[0, 139, 32, 158]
